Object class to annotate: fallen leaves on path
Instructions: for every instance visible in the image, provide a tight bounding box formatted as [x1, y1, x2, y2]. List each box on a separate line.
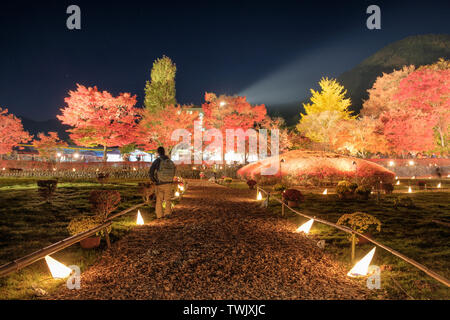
[48, 180, 369, 300]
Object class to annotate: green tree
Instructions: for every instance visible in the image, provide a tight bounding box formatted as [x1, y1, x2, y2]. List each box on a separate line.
[144, 56, 177, 112]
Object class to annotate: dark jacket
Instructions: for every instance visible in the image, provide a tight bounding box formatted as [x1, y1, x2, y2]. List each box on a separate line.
[149, 155, 170, 185]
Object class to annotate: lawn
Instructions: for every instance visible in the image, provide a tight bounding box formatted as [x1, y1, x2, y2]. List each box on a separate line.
[0, 177, 155, 299]
[229, 178, 450, 300]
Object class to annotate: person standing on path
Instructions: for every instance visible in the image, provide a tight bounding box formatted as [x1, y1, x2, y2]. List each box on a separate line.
[149, 147, 176, 219]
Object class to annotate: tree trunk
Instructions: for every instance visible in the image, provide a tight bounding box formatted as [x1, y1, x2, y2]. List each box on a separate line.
[103, 145, 107, 163]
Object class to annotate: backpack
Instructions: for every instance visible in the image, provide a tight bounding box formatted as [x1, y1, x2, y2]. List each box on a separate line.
[156, 158, 176, 183]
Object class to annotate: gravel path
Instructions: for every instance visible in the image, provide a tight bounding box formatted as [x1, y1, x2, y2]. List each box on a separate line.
[49, 180, 369, 299]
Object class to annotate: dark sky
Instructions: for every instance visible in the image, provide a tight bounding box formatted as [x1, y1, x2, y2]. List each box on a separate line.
[0, 0, 449, 121]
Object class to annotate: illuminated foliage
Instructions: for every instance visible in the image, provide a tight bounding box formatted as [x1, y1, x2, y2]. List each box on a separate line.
[137, 104, 199, 152]
[144, 56, 177, 113]
[361, 66, 415, 118]
[301, 77, 353, 119]
[32, 132, 68, 160]
[57, 84, 139, 160]
[0, 108, 32, 155]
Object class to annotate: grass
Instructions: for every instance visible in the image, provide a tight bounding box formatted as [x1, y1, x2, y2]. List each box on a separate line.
[0, 177, 155, 299]
[231, 178, 450, 300]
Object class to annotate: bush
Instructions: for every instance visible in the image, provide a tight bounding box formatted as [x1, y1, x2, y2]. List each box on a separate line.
[273, 183, 287, 192]
[337, 212, 381, 242]
[246, 179, 257, 189]
[37, 179, 58, 203]
[336, 180, 358, 200]
[223, 177, 233, 183]
[282, 189, 304, 202]
[96, 172, 110, 185]
[381, 183, 394, 194]
[394, 196, 415, 209]
[89, 190, 121, 220]
[67, 216, 102, 236]
[417, 180, 426, 190]
[138, 182, 155, 204]
[355, 185, 372, 200]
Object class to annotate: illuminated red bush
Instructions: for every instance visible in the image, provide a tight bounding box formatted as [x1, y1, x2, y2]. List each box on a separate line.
[237, 150, 395, 186]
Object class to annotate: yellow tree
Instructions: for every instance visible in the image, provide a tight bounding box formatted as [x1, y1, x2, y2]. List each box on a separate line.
[301, 77, 353, 119]
[296, 78, 353, 149]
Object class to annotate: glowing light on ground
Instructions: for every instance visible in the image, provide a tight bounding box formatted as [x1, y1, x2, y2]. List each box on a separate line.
[296, 219, 314, 234]
[389, 161, 395, 167]
[409, 160, 415, 166]
[72, 168, 76, 172]
[322, 189, 327, 195]
[136, 210, 144, 225]
[411, 176, 415, 179]
[396, 180, 400, 185]
[53, 168, 57, 171]
[175, 191, 180, 197]
[179, 185, 184, 192]
[437, 183, 441, 188]
[408, 186, 412, 193]
[347, 247, 376, 277]
[45, 255, 72, 279]
[257, 192, 262, 200]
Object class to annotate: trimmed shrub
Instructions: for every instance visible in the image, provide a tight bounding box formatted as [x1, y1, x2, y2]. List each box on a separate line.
[223, 177, 233, 183]
[273, 183, 287, 193]
[67, 216, 101, 236]
[96, 172, 110, 185]
[246, 179, 257, 189]
[282, 189, 304, 202]
[37, 179, 58, 203]
[90, 190, 121, 220]
[355, 185, 372, 200]
[381, 183, 394, 194]
[138, 182, 155, 204]
[336, 180, 358, 200]
[417, 180, 426, 190]
[337, 212, 381, 243]
[394, 196, 415, 209]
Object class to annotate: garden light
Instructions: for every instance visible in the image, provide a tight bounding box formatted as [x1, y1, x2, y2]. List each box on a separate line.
[395, 176, 398, 180]
[73, 153, 80, 159]
[53, 168, 57, 171]
[136, 210, 144, 225]
[409, 160, 415, 166]
[56, 152, 62, 157]
[411, 176, 415, 179]
[347, 247, 376, 277]
[45, 255, 72, 279]
[389, 161, 395, 167]
[257, 192, 262, 200]
[179, 185, 184, 192]
[396, 180, 400, 185]
[133, 167, 136, 171]
[72, 168, 76, 172]
[175, 191, 180, 197]
[296, 219, 314, 234]
[322, 189, 327, 195]
[437, 183, 441, 188]
[408, 186, 412, 193]
[2, 168, 5, 171]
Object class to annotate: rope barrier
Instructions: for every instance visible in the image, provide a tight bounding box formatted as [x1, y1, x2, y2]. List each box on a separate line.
[256, 185, 450, 288]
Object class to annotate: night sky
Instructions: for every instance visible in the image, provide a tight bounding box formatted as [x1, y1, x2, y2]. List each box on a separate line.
[1, 0, 449, 121]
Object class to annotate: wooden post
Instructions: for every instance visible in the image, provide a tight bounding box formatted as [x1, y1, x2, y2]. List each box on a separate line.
[281, 201, 285, 217]
[351, 234, 356, 263]
[267, 192, 270, 207]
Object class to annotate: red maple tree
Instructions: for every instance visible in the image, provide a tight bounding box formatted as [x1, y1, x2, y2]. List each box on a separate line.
[0, 108, 32, 155]
[202, 93, 267, 163]
[32, 132, 68, 161]
[137, 104, 199, 153]
[57, 84, 139, 161]
[394, 68, 450, 150]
